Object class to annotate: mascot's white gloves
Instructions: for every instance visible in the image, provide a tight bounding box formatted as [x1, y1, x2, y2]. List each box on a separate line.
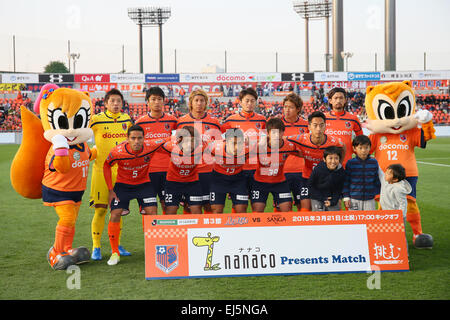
[414, 109, 433, 124]
[51, 134, 69, 150]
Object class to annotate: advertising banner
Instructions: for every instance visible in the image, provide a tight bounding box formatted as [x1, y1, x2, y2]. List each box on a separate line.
[347, 72, 380, 81]
[179, 73, 281, 83]
[281, 73, 314, 81]
[146, 74, 180, 83]
[314, 72, 348, 82]
[144, 210, 409, 280]
[1, 73, 39, 83]
[110, 73, 145, 83]
[38, 74, 74, 83]
[74, 74, 110, 83]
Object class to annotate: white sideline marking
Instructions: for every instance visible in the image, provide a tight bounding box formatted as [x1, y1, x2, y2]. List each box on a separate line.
[417, 161, 450, 168]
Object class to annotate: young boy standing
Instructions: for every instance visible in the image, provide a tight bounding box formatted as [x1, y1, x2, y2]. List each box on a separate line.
[343, 135, 381, 211]
[308, 146, 346, 211]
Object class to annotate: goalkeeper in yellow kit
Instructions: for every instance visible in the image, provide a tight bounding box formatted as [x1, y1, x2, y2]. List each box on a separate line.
[89, 89, 133, 260]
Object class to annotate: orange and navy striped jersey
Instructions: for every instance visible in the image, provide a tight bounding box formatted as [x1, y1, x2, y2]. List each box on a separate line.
[42, 142, 92, 192]
[282, 116, 309, 174]
[324, 110, 363, 165]
[207, 140, 249, 176]
[288, 133, 344, 179]
[104, 139, 165, 188]
[90, 110, 132, 170]
[369, 128, 425, 177]
[135, 112, 177, 173]
[221, 111, 266, 171]
[159, 140, 205, 182]
[254, 137, 298, 184]
[175, 112, 222, 173]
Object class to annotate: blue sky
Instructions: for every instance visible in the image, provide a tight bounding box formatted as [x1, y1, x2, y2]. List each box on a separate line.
[1, 0, 449, 73]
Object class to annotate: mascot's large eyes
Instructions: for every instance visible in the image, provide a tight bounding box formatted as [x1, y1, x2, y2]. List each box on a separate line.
[49, 108, 69, 130]
[73, 107, 90, 129]
[397, 96, 411, 118]
[377, 100, 395, 120]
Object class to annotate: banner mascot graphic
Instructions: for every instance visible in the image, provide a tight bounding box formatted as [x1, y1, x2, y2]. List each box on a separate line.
[364, 80, 434, 249]
[10, 83, 97, 270]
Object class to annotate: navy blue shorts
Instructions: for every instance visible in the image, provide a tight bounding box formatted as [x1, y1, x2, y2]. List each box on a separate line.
[406, 176, 418, 199]
[299, 176, 311, 200]
[198, 172, 212, 205]
[209, 171, 249, 206]
[110, 182, 157, 212]
[149, 171, 167, 201]
[250, 179, 292, 204]
[42, 185, 84, 205]
[164, 180, 203, 207]
[285, 172, 303, 205]
[243, 169, 256, 192]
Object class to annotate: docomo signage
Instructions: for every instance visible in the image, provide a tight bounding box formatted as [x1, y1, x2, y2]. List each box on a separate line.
[179, 73, 281, 83]
[74, 74, 110, 83]
[144, 210, 409, 279]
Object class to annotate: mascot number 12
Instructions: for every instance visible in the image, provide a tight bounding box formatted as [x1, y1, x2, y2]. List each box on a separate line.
[365, 80, 434, 249]
[10, 83, 97, 270]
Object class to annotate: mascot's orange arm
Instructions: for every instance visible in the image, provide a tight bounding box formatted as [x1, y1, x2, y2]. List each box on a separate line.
[10, 106, 52, 199]
[421, 120, 436, 141]
[52, 155, 71, 174]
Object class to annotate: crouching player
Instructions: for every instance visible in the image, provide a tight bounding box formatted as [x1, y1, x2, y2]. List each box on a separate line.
[251, 118, 301, 212]
[208, 128, 250, 213]
[103, 125, 166, 265]
[160, 126, 205, 215]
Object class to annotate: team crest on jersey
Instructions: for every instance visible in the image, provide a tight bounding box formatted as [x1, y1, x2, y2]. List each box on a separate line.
[400, 134, 407, 143]
[255, 123, 261, 129]
[122, 123, 127, 131]
[144, 155, 151, 162]
[73, 151, 81, 161]
[155, 245, 178, 274]
[299, 128, 305, 134]
[164, 123, 171, 131]
[282, 153, 289, 160]
[204, 124, 210, 131]
[345, 121, 352, 129]
[380, 136, 387, 144]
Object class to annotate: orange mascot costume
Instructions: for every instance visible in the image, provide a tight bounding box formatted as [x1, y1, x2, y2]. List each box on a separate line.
[10, 83, 97, 270]
[365, 80, 434, 249]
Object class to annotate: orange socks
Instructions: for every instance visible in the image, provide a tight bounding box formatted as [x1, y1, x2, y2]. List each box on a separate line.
[108, 221, 121, 255]
[54, 225, 74, 253]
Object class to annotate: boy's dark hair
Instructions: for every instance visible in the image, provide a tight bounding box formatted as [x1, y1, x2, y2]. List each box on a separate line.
[239, 87, 258, 101]
[308, 111, 326, 124]
[327, 87, 347, 100]
[225, 128, 244, 140]
[352, 134, 371, 147]
[266, 117, 285, 132]
[323, 146, 343, 161]
[146, 86, 166, 101]
[104, 88, 124, 104]
[127, 124, 144, 137]
[387, 164, 406, 181]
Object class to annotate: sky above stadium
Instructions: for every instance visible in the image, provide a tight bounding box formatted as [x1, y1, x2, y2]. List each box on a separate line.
[1, 0, 449, 74]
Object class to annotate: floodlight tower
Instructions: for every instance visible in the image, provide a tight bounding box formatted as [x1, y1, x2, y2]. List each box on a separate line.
[128, 7, 171, 73]
[293, 0, 332, 72]
[70, 53, 80, 74]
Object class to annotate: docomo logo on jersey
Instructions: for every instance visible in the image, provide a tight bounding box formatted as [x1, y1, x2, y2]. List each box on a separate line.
[72, 159, 89, 168]
[103, 132, 127, 139]
[145, 132, 171, 139]
[325, 129, 353, 136]
[378, 144, 409, 151]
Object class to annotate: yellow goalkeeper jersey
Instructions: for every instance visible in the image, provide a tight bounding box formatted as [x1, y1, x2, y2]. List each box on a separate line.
[90, 110, 133, 170]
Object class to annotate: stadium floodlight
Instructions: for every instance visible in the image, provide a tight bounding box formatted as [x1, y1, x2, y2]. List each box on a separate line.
[70, 53, 80, 74]
[293, 0, 332, 72]
[128, 7, 171, 73]
[340, 51, 353, 71]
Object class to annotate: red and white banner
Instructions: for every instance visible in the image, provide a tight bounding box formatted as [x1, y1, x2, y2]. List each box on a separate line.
[144, 210, 409, 280]
[74, 74, 110, 83]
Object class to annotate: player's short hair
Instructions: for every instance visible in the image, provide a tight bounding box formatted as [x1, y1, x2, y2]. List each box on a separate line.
[225, 128, 244, 141]
[387, 164, 406, 181]
[352, 134, 371, 147]
[308, 111, 326, 124]
[327, 87, 347, 100]
[266, 117, 285, 133]
[239, 87, 258, 101]
[146, 86, 165, 101]
[104, 88, 124, 104]
[283, 93, 303, 111]
[323, 146, 343, 161]
[188, 89, 209, 111]
[127, 124, 144, 137]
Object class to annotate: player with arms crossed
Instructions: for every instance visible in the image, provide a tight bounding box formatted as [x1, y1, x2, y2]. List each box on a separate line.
[89, 88, 133, 261]
[288, 111, 345, 211]
[103, 125, 166, 265]
[136, 87, 177, 214]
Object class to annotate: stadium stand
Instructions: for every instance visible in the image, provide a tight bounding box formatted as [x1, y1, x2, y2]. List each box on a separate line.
[1, 91, 449, 132]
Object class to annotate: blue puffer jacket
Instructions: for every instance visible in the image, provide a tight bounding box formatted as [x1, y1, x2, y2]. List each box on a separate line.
[343, 156, 381, 200]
